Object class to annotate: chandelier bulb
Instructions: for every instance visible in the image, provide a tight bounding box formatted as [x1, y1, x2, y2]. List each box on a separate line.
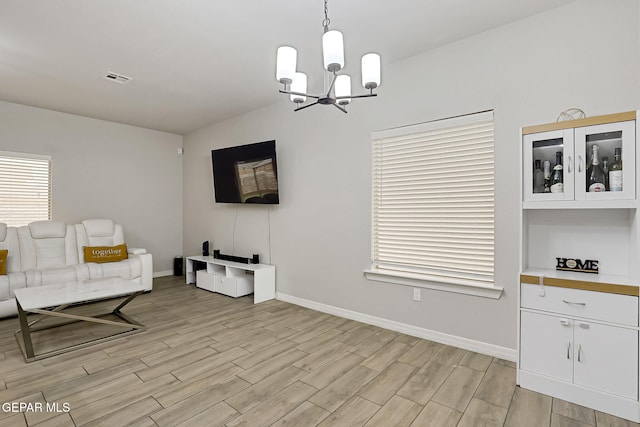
[289, 72, 308, 103]
[276, 46, 297, 85]
[335, 74, 351, 105]
[361, 53, 381, 89]
[322, 30, 344, 72]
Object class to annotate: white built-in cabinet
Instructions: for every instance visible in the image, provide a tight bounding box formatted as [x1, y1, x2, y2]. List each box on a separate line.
[518, 111, 640, 422]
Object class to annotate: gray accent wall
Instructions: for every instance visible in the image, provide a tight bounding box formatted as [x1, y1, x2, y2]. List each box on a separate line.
[182, 0, 640, 350]
[0, 100, 183, 274]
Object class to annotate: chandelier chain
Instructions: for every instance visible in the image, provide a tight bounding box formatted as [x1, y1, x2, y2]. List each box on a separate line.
[322, 0, 330, 31]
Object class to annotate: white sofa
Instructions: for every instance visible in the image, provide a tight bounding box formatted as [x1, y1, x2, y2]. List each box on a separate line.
[0, 219, 152, 317]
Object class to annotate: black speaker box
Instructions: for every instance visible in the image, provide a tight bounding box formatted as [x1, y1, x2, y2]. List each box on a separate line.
[173, 257, 184, 276]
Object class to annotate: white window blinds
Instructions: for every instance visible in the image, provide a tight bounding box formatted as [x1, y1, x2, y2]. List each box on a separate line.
[0, 151, 52, 227]
[371, 111, 494, 288]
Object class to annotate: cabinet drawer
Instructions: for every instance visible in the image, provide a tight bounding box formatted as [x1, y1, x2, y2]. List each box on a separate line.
[521, 283, 638, 326]
[196, 271, 216, 293]
[216, 275, 253, 298]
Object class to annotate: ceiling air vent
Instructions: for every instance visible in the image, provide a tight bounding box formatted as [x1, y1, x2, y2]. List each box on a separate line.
[103, 71, 133, 85]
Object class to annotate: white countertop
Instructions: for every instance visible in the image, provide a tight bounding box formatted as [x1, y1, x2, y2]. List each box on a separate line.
[521, 268, 639, 287]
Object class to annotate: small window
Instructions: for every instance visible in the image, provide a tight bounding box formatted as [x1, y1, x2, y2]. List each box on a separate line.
[0, 151, 52, 227]
[370, 111, 495, 290]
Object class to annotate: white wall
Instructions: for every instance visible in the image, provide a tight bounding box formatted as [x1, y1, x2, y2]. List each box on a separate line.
[0, 100, 184, 273]
[183, 0, 640, 351]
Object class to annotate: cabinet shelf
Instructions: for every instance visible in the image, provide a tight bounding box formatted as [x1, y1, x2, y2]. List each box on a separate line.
[523, 200, 637, 209]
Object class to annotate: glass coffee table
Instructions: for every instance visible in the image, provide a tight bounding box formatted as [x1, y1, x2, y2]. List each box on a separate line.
[13, 277, 147, 362]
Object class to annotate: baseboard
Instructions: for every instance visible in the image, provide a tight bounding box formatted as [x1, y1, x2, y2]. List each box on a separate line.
[276, 292, 517, 362]
[153, 270, 173, 278]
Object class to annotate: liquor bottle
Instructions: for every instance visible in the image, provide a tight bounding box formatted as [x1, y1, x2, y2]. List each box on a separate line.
[533, 159, 544, 193]
[543, 160, 551, 193]
[550, 151, 563, 193]
[586, 144, 606, 192]
[601, 156, 609, 191]
[609, 147, 623, 191]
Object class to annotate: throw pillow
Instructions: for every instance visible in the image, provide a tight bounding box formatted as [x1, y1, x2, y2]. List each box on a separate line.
[0, 249, 7, 275]
[84, 244, 128, 264]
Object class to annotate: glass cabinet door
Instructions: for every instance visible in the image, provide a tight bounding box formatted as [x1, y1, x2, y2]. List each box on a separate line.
[574, 121, 635, 201]
[523, 129, 574, 202]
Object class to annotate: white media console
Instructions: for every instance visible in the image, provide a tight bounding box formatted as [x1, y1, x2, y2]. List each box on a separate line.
[185, 256, 276, 304]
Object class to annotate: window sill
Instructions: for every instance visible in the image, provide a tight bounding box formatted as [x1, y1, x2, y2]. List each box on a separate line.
[364, 269, 504, 299]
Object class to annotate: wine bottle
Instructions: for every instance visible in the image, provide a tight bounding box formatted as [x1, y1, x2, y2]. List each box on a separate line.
[533, 159, 544, 193]
[601, 156, 609, 191]
[550, 151, 563, 193]
[609, 147, 623, 191]
[586, 144, 606, 192]
[543, 160, 551, 193]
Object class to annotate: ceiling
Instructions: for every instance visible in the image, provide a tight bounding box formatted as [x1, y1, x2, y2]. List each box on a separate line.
[0, 0, 574, 135]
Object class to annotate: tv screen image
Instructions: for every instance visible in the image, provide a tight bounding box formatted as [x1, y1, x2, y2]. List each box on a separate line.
[211, 140, 279, 204]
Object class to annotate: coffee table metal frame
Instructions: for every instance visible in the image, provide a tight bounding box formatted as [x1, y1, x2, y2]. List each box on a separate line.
[14, 282, 146, 363]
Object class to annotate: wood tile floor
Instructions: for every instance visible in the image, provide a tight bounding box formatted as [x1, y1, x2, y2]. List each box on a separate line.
[0, 276, 637, 426]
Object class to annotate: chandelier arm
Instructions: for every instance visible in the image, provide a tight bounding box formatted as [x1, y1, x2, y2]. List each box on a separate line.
[279, 89, 321, 99]
[333, 104, 348, 114]
[335, 93, 378, 100]
[294, 101, 320, 112]
[326, 72, 338, 98]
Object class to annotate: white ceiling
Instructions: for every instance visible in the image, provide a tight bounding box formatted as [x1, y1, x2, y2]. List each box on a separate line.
[0, 0, 574, 134]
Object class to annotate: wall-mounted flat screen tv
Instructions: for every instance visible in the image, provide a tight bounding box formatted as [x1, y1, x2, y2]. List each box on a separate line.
[211, 140, 279, 204]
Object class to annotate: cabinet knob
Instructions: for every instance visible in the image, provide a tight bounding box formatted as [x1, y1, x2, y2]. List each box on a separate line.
[568, 155, 573, 173]
[578, 155, 583, 173]
[577, 344, 583, 362]
[559, 318, 570, 326]
[562, 299, 586, 306]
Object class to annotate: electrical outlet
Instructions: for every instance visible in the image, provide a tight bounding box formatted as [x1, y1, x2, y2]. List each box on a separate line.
[413, 288, 421, 302]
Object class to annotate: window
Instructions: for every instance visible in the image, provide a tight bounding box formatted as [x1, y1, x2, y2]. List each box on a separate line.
[0, 151, 52, 227]
[367, 111, 501, 298]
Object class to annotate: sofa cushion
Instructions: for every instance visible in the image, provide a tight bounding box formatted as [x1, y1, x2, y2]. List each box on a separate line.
[72, 264, 91, 281]
[0, 275, 7, 300]
[82, 219, 116, 237]
[76, 219, 126, 263]
[0, 250, 6, 275]
[40, 267, 78, 286]
[87, 258, 141, 281]
[84, 244, 128, 263]
[6, 272, 26, 298]
[19, 223, 78, 270]
[29, 221, 67, 239]
[100, 258, 139, 280]
[0, 272, 27, 300]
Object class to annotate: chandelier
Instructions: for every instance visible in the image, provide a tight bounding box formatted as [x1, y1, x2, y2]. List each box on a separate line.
[275, 0, 381, 113]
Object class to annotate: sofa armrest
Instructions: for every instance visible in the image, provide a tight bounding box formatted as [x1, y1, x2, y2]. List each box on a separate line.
[127, 247, 147, 255]
[129, 252, 152, 291]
